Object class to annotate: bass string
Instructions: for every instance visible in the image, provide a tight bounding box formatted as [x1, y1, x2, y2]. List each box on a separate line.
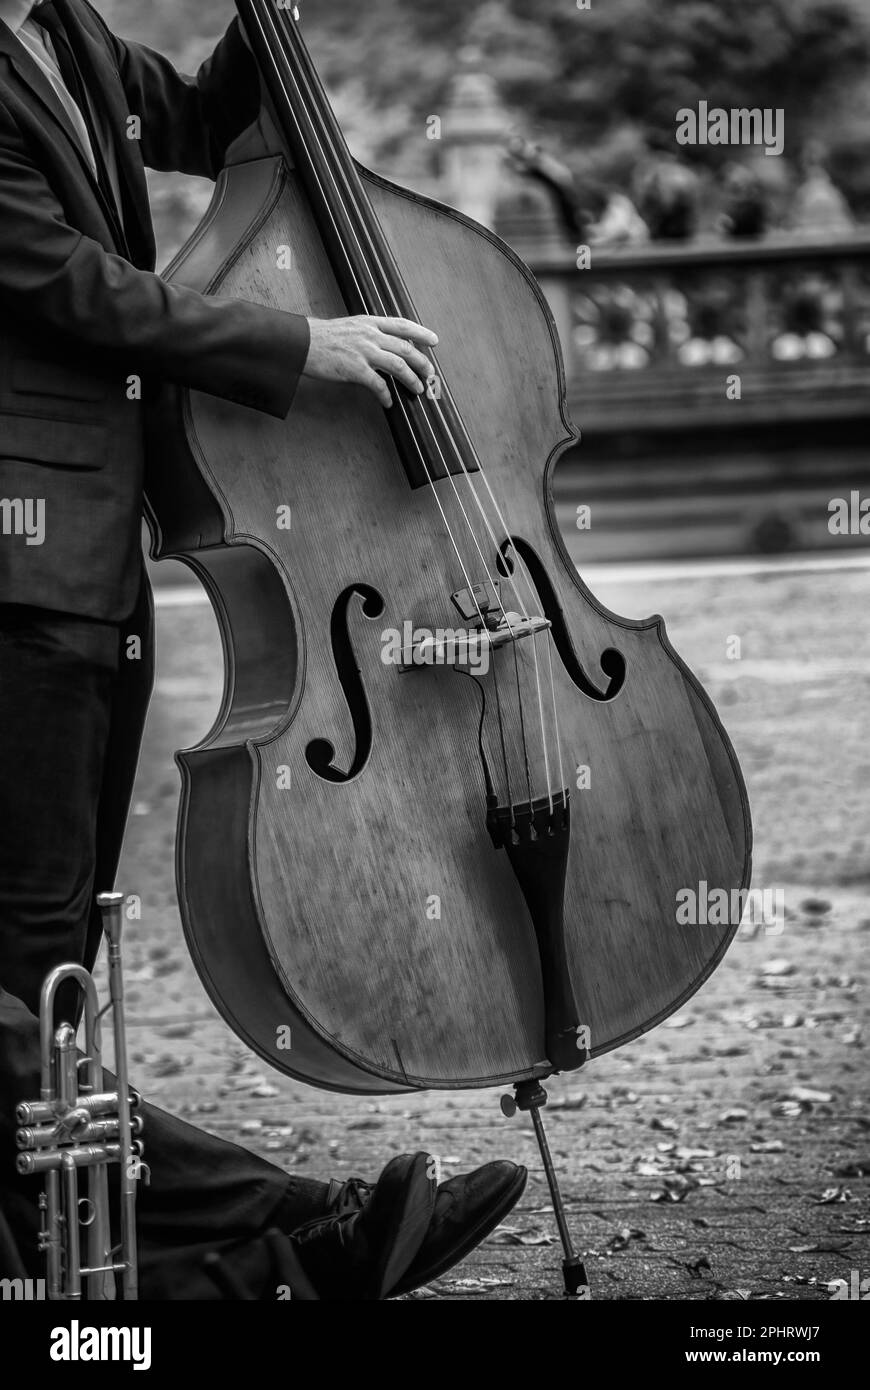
[252, 0, 557, 811]
[252, 2, 522, 806]
[261, 2, 551, 745]
[271, 6, 560, 812]
[426, 450, 558, 809]
[280, 37, 529, 629]
[453, 452, 567, 801]
[251, 0, 524, 808]
[260, 0, 559, 811]
[242, 7, 487, 626]
[273, 7, 562, 815]
[257, 9, 525, 650]
[445, 406, 568, 799]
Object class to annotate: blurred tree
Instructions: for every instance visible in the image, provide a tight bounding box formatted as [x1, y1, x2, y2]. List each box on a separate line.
[98, 0, 870, 249]
[100, 0, 870, 167]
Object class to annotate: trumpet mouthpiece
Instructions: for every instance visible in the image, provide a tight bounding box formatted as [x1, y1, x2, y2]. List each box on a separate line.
[96, 892, 125, 908]
[97, 891, 125, 946]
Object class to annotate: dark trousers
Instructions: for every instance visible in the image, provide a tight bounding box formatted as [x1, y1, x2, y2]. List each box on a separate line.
[0, 581, 326, 1297]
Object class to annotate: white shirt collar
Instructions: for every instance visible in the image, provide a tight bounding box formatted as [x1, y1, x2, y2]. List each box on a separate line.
[0, 2, 38, 35]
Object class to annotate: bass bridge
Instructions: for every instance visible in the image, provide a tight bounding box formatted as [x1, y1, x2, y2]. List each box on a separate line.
[396, 579, 550, 672]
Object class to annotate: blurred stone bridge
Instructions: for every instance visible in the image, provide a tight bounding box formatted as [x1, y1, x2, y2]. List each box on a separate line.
[436, 60, 870, 565]
[515, 228, 870, 564]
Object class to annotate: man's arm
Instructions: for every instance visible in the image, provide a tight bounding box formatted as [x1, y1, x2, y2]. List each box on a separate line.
[79, 4, 443, 404]
[85, 5, 261, 179]
[2, 9, 439, 412]
[0, 95, 438, 413]
[0, 95, 308, 416]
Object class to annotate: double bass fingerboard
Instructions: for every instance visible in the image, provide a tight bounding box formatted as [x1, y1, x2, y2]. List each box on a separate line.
[236, 0, 480, 487]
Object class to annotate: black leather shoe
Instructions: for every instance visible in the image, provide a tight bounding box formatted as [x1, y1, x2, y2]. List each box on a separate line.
[289, 1152, 436, 1300]
[392, 1160, 527, 1296]
[325, 1158, 527, 1296]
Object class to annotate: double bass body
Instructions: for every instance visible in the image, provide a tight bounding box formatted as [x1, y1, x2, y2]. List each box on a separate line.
[146, 8, 751, 1098]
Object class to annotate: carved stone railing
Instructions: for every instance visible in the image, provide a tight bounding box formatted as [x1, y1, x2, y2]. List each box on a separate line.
[508, 229, 870, 435]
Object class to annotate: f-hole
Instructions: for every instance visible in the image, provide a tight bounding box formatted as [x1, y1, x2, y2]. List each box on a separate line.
[498, 540, 626, 701]
[305, 583, 384, 783]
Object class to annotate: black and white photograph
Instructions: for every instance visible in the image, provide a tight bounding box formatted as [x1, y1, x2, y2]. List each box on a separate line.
[0, 0, 866, 1365]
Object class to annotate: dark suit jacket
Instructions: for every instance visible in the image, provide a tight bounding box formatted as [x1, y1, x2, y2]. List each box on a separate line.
[0, 0, 310, 620]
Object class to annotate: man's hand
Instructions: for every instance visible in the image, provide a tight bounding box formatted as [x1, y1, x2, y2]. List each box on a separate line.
[302, 315, 439, 409]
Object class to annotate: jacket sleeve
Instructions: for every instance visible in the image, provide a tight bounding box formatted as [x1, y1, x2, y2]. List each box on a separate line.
[0, 96, 309, 418]
[85, 5, 262, 179]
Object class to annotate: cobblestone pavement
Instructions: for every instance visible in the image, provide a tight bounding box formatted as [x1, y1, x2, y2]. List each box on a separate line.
[103, 558, 869, 1300]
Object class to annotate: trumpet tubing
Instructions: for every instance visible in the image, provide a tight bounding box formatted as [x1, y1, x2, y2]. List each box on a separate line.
[15, 891, 141, 1300]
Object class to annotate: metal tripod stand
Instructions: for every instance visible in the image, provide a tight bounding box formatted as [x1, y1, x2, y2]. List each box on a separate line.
[501, 1078, 590, 1298]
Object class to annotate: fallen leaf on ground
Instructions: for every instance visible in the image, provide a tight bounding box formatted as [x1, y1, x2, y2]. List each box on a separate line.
[490, 1225, 556, 1247]
[761, 959, 795, 977]
[438, 1276, 516, 1291]
[607, 1226, 646, 1252]
[789, 1240, 850, 1254]
[651, 1175, 696, 1203]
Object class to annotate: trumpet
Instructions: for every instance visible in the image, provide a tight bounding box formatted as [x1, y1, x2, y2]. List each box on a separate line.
[15, 891, 142, 1300]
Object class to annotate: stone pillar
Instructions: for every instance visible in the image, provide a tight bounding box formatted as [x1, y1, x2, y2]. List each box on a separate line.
[440, 45, 510, 230]
[439, 45, 576, 375]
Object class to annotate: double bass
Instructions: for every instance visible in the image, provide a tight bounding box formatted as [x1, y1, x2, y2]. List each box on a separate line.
[146, 0, 751, 1274]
